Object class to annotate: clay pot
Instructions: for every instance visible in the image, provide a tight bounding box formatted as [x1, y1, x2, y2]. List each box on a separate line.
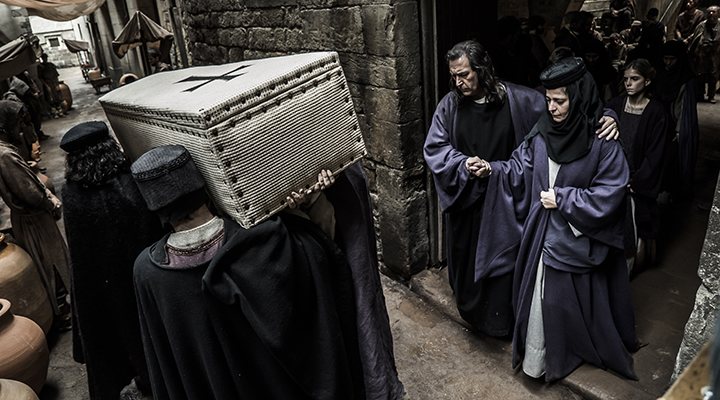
[0, 378, 39, 400]
[0, 299, 49, 394]
[87, 68, 101, 80]
[58, 81, 72, 111]
[0, 234, 53, 334]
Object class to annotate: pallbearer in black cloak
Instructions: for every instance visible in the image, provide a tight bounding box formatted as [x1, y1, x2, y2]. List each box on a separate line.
[60, 121, 163, 400]
[471, 57, 640, 381]
[131, 145, 402, 400]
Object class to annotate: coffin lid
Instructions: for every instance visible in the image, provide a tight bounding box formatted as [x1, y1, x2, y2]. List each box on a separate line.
[99, 52, 341, 130]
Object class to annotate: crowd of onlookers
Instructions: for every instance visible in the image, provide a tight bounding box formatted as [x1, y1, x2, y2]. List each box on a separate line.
[424, 0, 720, 383]
[493, 0, 717, 103]
[488, 0, 715, 273]
[1, 49, 70, 172]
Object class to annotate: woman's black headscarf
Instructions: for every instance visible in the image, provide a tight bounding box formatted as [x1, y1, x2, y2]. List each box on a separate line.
[537, 57, 603, 164]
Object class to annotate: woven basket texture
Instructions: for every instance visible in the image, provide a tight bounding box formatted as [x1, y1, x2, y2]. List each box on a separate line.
[100, 52, 365, 227]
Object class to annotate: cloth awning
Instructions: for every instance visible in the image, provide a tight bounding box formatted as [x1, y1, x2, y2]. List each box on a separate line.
[0, 0, 106, 21]
[64, 38, 90, 53]
[112, 11, 173, 59]
[0, 35, 41, 81]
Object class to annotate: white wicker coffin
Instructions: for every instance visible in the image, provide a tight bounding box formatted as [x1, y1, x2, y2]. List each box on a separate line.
[100, 52, 366, 228]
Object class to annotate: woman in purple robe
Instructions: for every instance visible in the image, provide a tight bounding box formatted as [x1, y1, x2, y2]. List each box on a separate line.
[471, 57, 640, 381]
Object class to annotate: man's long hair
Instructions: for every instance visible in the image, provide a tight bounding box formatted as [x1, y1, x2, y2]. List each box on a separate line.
[65, 137, 129, 187]
[446, 40, 505, 105]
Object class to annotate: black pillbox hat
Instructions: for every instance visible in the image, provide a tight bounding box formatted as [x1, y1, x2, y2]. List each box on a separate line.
[60, 121, 110, 153]
[540, 57, 587, 89]
[130, 145, 206, 211]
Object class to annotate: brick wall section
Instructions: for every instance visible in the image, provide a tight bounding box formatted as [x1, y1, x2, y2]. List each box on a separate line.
[179, 0, 429, 277]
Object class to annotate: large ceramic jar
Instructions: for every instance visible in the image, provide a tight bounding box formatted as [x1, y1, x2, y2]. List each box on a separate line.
[58, 81, 72, 111]
[0, 234, 53, 334]
[0, 299, 49, 394]
[0, 378, 39, 400]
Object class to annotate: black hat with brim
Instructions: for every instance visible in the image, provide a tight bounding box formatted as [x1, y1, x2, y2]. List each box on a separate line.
[60, 121, 110, 153]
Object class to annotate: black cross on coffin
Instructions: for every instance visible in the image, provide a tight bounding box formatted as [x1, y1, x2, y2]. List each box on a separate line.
[176, 64, 251, 92]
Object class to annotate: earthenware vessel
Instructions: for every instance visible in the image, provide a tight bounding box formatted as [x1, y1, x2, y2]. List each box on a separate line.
[0, 234, 53, 334]
[0, 299, 49, 394]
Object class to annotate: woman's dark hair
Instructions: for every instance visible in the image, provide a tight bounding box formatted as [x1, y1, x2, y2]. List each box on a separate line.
[446, 40, 505, 104]
[624, 58, 656, 81]
[65, 136, 129, 187]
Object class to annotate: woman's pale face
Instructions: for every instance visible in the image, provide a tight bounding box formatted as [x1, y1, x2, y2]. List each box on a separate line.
[624, 68, 649, 96]
[546, 87, 570, 123]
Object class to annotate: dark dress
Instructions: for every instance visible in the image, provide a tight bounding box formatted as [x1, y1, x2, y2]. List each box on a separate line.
[424, 83, 546, 336]
[62, 173, 163, 399]
[323, 163, 404, 399]
[135, 215, 364, 400]
[477, 133, 640, 381]
[607, 96, 668, 240]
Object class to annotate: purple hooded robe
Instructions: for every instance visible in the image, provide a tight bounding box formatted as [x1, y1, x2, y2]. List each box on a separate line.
[477, 131, 639, 381]
[423, 82, 546, 336]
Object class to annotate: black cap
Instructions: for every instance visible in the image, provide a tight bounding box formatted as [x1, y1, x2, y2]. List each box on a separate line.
[130, 145, 206, 211]
[540, 57, 587, 89]
[60, 121, 110, 153]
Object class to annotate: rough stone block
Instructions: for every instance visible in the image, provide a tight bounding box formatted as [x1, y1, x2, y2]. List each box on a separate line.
[339, 53, 421, 89]
[699, 178, 720, 293]
[300, 7, 364, 52]
[363, 158, 378, 193]
[242, 49, 291, 60]
[227, 47, 245, 62]
[373, 164, 429, 277]
[246, 9, 288, 27]
[190, 43, 228, 64]
[347, 82, 365, 114]
[674, 174, 720, 380]
[364, 118, 424, 170]
[361, 2, 420, 57]
[197, 28, 220, 45]
[245, 28, 303, 51]
[245, 0, 300, 7]
[378, 192, 428, 276]
[672, 284, 719, 380]
[217, 28, 248, 47]
[186, 29, 202, 43]
[359, 84, 422, 124]
[184, 13, 208, 28]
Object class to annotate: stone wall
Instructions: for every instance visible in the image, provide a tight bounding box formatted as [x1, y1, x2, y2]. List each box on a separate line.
[672, 175, 720, 380]
[179, 0, 429, 277]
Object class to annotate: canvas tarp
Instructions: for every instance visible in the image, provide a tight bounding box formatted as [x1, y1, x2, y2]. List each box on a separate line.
[0, 35, 40, 80]
[64, 38, 90, 53]
[0, 0, 105, 21]
[112, 11, 173, 59]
